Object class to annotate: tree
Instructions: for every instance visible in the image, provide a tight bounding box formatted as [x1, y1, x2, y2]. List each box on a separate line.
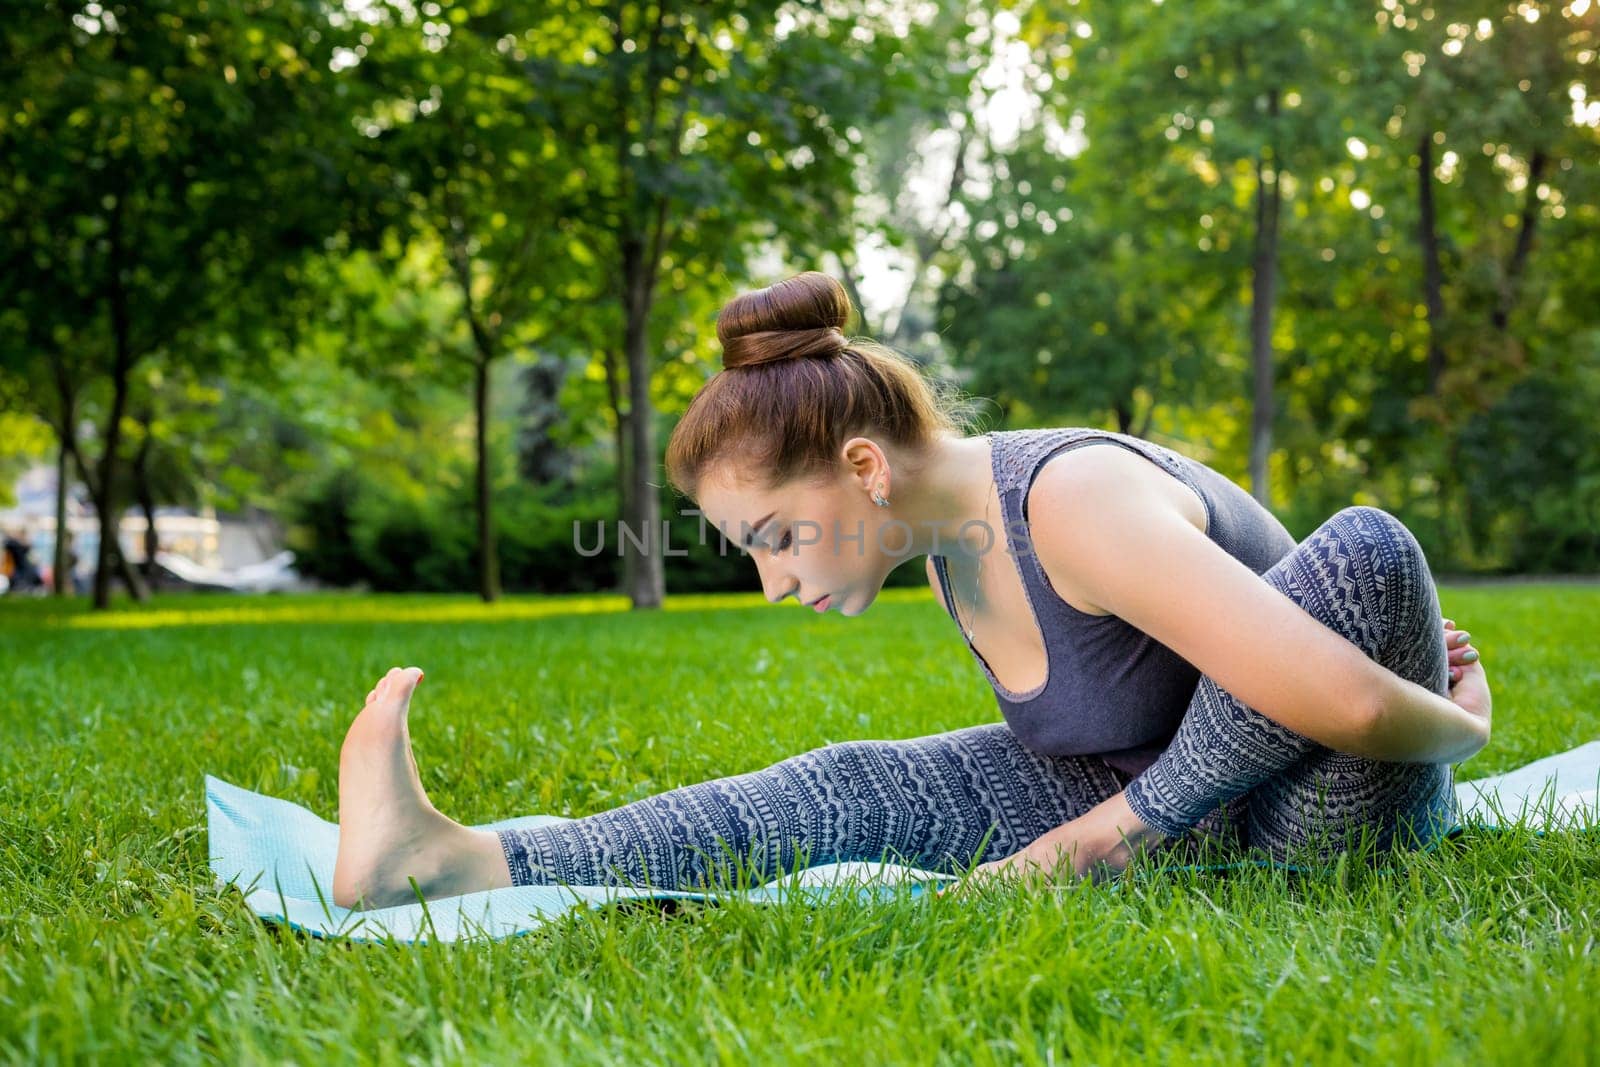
[350, 6, 602, 601]
[0, 0, 366, 607]
[469, 0, 974, 608]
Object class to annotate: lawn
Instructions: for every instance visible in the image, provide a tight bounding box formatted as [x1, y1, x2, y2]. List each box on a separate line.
[2, 584, 1598, 1064]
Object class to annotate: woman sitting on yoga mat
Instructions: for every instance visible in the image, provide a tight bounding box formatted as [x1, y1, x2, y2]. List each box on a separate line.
[331, 270, 1492, 910]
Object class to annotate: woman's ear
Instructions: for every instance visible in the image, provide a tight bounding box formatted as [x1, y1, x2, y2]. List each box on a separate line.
[839, 436, 890, 498]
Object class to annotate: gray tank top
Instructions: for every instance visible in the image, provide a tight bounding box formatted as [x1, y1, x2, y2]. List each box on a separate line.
[930, 427, 1298, 778]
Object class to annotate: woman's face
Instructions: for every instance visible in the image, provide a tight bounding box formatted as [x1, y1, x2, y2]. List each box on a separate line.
[696, 460, 907, 616]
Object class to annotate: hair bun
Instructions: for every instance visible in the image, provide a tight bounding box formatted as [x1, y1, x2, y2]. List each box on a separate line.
[716, 271, 854, 370]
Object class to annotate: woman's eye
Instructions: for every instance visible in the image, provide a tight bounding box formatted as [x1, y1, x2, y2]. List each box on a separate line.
[770, 530, 792, 555]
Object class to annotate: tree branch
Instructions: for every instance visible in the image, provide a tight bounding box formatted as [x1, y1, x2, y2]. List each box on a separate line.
[889, 124, 971, 346]
[1492, 147, 1547, 333]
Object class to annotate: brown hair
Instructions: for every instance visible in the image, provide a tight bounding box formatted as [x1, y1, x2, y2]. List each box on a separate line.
[665, 271, 980, 501]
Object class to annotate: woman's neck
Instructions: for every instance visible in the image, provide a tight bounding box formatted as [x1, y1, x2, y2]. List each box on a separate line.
[888, 433, 998, 562]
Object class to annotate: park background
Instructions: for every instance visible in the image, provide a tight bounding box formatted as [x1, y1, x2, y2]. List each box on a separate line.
[3, 2, 1600, 1064]
[2, 0, 1596, 606]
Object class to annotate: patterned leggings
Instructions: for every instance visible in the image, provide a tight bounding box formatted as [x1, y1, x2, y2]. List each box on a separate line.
[498, 506, 1461, 889]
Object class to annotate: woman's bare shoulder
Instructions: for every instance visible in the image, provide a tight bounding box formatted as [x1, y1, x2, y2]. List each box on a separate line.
[1022, 444, 1208, 616]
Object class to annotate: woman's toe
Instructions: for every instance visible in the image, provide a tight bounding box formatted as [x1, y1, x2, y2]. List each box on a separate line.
[395, 667, 424, 697]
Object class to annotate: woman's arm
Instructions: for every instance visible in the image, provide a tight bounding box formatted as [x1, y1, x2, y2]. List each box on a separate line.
[1368, 670, 1489, 764]
[1025, 448, 1488, 764]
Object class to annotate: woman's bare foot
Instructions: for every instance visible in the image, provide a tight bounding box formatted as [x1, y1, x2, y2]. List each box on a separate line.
[332, 666, 512, 910]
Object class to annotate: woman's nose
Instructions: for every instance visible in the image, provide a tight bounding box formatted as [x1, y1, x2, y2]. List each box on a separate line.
[757, 561, 796, 603]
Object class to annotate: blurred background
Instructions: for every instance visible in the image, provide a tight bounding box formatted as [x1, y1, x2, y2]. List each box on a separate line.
[1, 0, 1596, 611]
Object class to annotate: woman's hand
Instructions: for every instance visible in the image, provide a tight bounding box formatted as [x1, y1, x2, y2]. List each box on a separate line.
[933, 793, 1160, 898]
[937, 847, 1059, 898]
[1443, 617, 1491, 730]
[935, 841, 1081, 899]
[1443, 617, 1480, 687]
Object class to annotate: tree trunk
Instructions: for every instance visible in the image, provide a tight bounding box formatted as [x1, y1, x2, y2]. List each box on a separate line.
[1248, 90, 1282, 509]
[474, 356, 500, 602]
[63, 417, 148, 602]
[835, 255, 878, 338]
[601, 343, 624, 508]
[443, 197, 502, 604]
[1112, 399, 1133, 435]
[138, 494, 158, 582]
[1133, 400, 1155, 440]
[600, 343, 632, 591]
[110, 537, 147, 599]
[49, 361, 79, 597]
[615, 415, 633, 598]
[86, 480, 151, 603]
[93, 195, 148, 609]
[621, 236, 663, 610]
[1417, 132, 1446, 396]
[54, 436, 71, 597]
[133, 425, 158, 580]
[1491, 148, 1547, 334]
[886, 127, 972, 348]
[92, 365, 137, 607]
[83, 477, 151, 604]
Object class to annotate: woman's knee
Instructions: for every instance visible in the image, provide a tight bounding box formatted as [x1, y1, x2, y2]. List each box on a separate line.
[1331, 505, 1427, 565]
[1331, 505, 1441, 653]
[1297, 505, 1435, 654]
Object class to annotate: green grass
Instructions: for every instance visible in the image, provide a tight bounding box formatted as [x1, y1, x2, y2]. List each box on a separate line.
[2, 585, 1597, 1064]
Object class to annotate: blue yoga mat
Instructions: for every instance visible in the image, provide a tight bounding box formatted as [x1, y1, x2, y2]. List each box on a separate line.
[207, 741, 1600, 944]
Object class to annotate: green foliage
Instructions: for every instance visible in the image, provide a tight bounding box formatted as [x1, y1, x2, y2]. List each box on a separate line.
[0, 414, 52, 508]
[0, 0, 369, 361]
[286, 463, 605, 593]
[1455, 335, 1600, 573]
[936, 0, 1597, 575]
[2, 0, 1595, 592]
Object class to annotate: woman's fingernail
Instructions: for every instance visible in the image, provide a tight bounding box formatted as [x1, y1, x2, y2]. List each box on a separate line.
[1462, 650, 1479, 662]
[1454, 632, 1470, 645]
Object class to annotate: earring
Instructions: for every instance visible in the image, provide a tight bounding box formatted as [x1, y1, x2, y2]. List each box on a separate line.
[872, 482, 890, 508]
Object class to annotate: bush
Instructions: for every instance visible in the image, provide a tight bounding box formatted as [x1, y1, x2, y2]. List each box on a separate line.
[289, 465, 859, 594]
[287, 426, 955, 597]
[1457, 348, 1600, 574]
[287, 465, 615, 593]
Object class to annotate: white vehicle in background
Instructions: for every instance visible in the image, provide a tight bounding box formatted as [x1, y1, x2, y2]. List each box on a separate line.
[152, 549, 301, 593]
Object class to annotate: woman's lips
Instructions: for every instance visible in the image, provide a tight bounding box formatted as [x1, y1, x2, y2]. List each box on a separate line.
[812, 594, 831, 613]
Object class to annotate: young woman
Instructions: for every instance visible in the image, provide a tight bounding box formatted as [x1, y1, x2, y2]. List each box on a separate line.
[331, 271, 1492, 909]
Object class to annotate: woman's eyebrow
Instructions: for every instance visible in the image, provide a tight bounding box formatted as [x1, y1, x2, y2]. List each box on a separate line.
[742, 511, 776, 548]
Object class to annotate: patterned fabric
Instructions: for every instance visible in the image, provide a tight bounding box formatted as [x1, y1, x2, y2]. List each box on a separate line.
[931, 427, 1299, 777]
[498, 727, 1241, 890]
[1123, 504, 1462, 862]
[497, 496, 1459, 888]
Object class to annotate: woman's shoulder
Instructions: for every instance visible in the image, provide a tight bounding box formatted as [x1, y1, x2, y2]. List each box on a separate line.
[995, 425, 1200, 491]
[1020, 431, 1210, 537]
